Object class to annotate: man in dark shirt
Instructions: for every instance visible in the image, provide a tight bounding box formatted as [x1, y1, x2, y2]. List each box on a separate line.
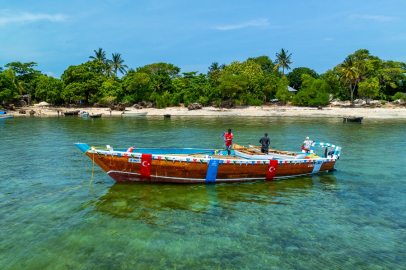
[259, 133, 270, 154]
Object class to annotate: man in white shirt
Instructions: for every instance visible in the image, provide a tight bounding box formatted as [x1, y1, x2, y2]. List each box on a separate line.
[301, 137, 313, 153]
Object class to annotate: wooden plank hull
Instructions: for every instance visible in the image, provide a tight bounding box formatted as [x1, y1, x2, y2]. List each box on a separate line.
[85, 152, 336, 183]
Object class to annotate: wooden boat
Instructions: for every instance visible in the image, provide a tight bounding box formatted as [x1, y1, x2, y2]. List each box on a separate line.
[164, 114, 171, 118]
[89, 114, 102, 118]
[75, 141, 342, 183]
[343, 116, 363, 123]
[121, 112, 148, 117]
[63, 110, 80, 116]
[0, 114, 13, 119]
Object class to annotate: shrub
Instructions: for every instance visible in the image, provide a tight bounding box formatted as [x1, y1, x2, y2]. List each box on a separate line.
[149, 91, 160, 102]
[248, 98, 263, 106]
[122, 95, 136, 104]
[170, 93, 181, 106]
[391, 92, 405, 101]
[291, 74, 331, 106]
[196, 96, 209, 106]
[156, 97, 167, 109]
[0, 105, 2, 110]
[381, 100, 386, 105]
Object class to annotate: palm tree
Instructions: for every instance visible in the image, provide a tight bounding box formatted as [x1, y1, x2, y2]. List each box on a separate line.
[336, 57, 360, 102]
[103, 61, 115, 78]
[208, 62, 225, 84]
[274, 48, 293, 75]
[108, 53, 128, 77]
[0, 67, 3, 73]
[89, 48, 106, 63]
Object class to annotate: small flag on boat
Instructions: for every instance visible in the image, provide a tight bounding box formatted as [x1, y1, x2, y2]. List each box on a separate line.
[233, 160, 237, 165]
[172, 157, 176, 163]
[193, 159, 197, 163]
[257, 161, 261, 165]
[151, 156, 154, 160]
[251, 161, 255, 165]
[165, 157, 169, 161]
[158, 156, 162, 160]
[110, 152, 114, 157]
[117, 153, 121, 158]
[97, 152, 100, 156]
[124, 153, 128, 158]
[105, 153, 108, 157]
[263, 161, 266, 165]
[186, 158, 190, 163]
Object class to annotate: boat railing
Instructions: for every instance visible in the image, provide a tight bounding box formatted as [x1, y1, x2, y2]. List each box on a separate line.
[85, 143, 341, 166]
[310, 142, 342, 159]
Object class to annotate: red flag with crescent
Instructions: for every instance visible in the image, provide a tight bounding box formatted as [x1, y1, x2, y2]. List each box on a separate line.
[140, 154, 152, 181]
[266, 159, 278, 180]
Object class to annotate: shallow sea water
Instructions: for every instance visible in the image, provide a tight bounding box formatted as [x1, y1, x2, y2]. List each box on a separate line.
[1, 116, 405, 269]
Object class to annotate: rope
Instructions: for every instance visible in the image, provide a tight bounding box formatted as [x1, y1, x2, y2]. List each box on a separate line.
[0, 151, 97, 205]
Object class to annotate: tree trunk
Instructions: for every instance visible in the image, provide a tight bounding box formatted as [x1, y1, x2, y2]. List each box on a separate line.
[350, 83, 354, 102]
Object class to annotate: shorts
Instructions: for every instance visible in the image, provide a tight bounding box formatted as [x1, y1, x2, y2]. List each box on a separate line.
[225, 145, 232, 151]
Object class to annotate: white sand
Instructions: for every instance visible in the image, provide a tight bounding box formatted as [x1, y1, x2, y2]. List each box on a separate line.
[9, 105, 406, 119]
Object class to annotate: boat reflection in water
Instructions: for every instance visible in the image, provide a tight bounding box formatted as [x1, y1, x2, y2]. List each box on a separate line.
[89, 174, 338, 225]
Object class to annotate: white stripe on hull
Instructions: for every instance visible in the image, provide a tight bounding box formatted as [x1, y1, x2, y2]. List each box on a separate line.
[107, 170, 330, 182]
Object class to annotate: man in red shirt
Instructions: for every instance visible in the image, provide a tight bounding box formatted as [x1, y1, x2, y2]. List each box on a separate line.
[224, 129, 233, 155]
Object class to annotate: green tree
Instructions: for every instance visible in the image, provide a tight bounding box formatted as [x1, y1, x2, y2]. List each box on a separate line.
[358, 77, 380, 102]
[4, 61, 41, 96]
[274, 49, 293, 75]
[35, 75, 64, 104]
[108, 53, 128, 78]
[89, 48, 107, 63]
[247, 56, 275, 73]
[275, 76, 291, 103]
[123, 72, 153, 102]
[287, 67, 319, 90]
[292, 74, 331, 106]
[61, 60, 105, 103]
[219, 75, 248, 99]
[0, 69, 19, 102]
[99, 78, 123, 104]
[208, 62, 225, 85]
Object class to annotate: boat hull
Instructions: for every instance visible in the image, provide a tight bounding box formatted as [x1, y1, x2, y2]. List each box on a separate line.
[0, 114, 13, 119]
[122, 112, 148, 117]
[84, 152, 335, 183]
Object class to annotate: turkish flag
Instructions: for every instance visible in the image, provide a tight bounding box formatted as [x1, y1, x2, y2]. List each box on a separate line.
[266, 159, 278, 180]
[140, 154, 152, 181]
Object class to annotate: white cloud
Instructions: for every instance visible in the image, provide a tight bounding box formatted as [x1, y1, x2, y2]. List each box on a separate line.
[349, 14, 395, 22]
[0, 10, 66, 26]
[214, 18, 273, 30]
[45, 72, 55, 77]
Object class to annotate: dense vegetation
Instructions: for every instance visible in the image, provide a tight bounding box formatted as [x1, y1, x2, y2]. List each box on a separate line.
[1, 48, 405, 107]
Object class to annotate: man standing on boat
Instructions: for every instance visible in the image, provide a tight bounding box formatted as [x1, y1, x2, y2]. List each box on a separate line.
[224, 129, 233, 155]
[301, 137, 312, 153]
[259, 133, 270, 154]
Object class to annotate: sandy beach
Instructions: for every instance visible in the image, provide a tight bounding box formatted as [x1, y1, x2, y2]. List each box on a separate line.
[7, 104, 406, 119]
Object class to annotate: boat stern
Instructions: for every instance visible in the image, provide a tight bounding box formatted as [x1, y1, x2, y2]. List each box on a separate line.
[75, 143, 90, 153]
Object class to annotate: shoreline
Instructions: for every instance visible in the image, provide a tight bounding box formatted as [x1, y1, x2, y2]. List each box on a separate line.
[6, 105, 406, 119]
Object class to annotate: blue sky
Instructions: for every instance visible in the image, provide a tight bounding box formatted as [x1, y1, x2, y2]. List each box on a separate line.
[0, 0, 405, 78]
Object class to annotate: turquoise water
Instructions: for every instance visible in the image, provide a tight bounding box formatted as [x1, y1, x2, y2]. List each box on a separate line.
[1, 116, 405, 269]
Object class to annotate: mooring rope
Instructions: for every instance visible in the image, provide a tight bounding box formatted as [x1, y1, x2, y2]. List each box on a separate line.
[0, 151, 96, 205]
